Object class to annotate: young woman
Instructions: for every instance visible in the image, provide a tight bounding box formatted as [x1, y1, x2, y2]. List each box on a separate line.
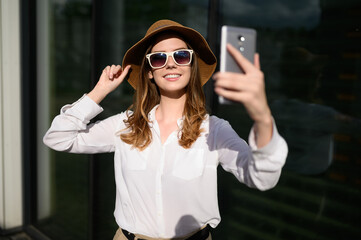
[43, 20, 288, 240]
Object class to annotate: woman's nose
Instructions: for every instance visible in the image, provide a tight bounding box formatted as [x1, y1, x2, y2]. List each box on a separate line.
[165, 55, 176, 68]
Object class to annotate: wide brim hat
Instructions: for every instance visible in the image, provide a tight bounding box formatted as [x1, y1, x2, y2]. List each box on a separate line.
[122, 19, 217, 89]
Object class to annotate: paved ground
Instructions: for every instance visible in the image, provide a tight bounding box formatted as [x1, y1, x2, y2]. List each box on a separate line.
[0, 233, 33, 240]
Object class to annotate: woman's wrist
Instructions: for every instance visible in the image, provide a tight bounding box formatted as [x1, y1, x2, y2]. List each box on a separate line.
[253, 114, 273, 148]
[87, 88, 107, 104]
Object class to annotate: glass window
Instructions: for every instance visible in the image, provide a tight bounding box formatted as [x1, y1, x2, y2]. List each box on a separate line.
[36, 0, 92, 239]
[215, 0, 361, 239]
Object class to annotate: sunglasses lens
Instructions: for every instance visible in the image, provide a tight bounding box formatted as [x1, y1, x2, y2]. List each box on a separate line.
[174, 50, 191, 65]
[150, 53, 167, 68]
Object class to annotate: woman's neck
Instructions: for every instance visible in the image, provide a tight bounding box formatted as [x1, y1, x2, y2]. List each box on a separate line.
[156, 93, 186, 123]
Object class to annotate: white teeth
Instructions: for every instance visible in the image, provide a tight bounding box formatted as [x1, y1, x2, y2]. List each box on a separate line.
[165, 74, 180, 78]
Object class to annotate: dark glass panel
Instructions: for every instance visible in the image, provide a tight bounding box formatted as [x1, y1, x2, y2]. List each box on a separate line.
[215, 0, 361, 239]
[36, 1, 92, 239]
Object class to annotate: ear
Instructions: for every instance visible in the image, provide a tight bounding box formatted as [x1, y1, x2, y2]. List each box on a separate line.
[148, 70, 153, 79]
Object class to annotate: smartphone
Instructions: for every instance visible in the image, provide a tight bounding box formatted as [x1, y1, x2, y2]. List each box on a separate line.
[219, 25, 257, 104]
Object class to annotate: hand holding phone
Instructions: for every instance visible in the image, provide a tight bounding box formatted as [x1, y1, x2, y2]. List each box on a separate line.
[214, 26, 273, 147]
[218, 25, 257, 104]
[214, 26, 270, 123]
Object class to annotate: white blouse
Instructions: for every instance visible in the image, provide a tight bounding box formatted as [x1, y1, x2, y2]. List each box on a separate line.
[43, 95, 288, 238]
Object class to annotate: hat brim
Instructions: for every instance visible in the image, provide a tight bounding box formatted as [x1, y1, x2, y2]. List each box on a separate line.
[122, 22, 217, 89]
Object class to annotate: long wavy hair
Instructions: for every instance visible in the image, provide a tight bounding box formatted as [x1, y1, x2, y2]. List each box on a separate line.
[120, 38, 207, 151]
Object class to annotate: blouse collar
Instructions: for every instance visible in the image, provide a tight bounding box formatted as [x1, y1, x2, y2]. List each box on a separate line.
[148, 104, 184, 128]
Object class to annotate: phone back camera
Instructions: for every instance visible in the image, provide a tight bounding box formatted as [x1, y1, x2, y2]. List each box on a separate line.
[238, 35, 245, 42]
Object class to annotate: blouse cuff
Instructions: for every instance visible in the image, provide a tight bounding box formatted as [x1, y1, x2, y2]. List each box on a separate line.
[248, 118, 287, 171]
[60, 94, 104, 123]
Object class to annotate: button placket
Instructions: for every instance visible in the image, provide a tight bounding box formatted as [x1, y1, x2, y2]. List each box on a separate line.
[155, 144, 166, 235]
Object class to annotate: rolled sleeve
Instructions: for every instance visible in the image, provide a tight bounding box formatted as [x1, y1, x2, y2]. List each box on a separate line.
[61, 94, 104, 123]
[245, 119, 288, 190]
[248, 119, 288, 172]
[43, 94, 120, 154]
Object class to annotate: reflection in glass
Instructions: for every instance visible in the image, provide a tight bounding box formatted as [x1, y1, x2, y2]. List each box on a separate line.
[217, 0, 361, 239]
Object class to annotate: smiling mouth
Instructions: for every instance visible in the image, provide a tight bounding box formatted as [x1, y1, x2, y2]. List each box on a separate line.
[164, 74, 181, 80]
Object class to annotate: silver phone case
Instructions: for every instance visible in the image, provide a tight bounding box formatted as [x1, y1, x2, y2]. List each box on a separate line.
[219, 25, 257, 104]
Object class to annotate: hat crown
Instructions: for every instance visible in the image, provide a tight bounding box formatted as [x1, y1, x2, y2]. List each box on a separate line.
[145, 20, 183, 36]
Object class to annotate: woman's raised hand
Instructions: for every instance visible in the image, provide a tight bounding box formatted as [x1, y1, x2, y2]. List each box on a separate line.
[213, 44, 273, 147]
[88, 65, 131, 104]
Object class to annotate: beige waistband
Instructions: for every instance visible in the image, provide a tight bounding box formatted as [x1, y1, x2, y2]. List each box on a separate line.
[114, 225, 209, 240]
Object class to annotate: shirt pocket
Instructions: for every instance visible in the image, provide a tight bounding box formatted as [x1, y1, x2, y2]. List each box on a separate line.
[172, 148, 205, 180]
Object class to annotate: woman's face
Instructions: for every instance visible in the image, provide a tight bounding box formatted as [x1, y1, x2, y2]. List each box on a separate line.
[148, 34, 191, 98]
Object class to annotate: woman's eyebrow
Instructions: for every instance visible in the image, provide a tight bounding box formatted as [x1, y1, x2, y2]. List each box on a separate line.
[150, 47, 189, 53]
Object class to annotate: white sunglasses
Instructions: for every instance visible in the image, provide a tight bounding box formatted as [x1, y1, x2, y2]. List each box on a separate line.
[146, 49, 193, 69]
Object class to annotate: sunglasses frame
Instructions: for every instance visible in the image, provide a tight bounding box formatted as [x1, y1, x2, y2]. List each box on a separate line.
[146, 49, 194, 69]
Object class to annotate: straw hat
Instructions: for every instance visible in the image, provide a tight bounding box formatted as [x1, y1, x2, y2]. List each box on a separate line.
[122, 19, 217, 89]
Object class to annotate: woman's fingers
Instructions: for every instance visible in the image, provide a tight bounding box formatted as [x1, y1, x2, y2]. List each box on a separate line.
[102, 64, 131, 82]
[88, 64, 131, 104]
[98, 64, 131, 89]
[213, 73, 255, 103]
[113, 65, 131, 85]
[119, 65, 131, 79]
[213, 72, 250, 92]
[226, 44, 254, 73]
[213, 47, 271, 123]
[108, 65, 122, 79]
[103, 66, 111, 77]
[254, 53, 260, 70]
